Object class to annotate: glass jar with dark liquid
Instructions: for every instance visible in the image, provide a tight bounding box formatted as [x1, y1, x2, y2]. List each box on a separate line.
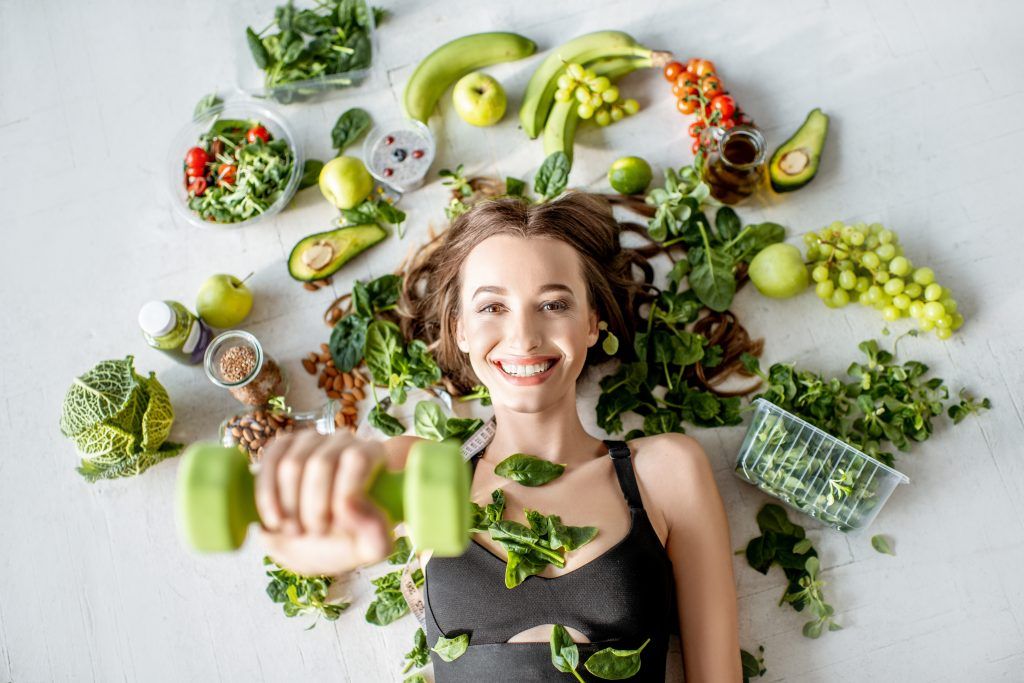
[701, 125, 767, 204]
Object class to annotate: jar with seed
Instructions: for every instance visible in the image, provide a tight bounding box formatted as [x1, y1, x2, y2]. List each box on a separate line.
[204, 330, 287, 406]
[220, 400, 338, 464]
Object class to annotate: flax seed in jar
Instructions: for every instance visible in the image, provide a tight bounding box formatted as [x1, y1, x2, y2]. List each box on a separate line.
[204, 330, 286, 406]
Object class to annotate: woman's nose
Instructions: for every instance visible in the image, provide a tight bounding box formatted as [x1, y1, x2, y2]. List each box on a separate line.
[507, 309, 542, 352]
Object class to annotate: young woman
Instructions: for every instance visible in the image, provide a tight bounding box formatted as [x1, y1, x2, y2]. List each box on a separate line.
[256, 192, 742, 682]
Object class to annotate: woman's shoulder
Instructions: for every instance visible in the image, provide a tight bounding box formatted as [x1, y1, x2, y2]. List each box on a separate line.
[623, 432, 718, 515]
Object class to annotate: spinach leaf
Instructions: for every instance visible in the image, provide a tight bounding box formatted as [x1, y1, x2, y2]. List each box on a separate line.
[404, 675, 427, 683]
[689, 244, 736, 312]
[726, 222, 786, 263]
[413, 400, 446, 441]
[364, 320, 403, 384]
[494, 453, 566, 487]
[583, 638, 650, 679]
[263, 556, 348, 625]
[193, 92, 222, 120]
[534, 151, 570, 199]
[550, 624, 584, 682]
[444, 417, 484, 443]
[469, 489, 506, 533]
[741, 646, 767, 682]
[364, 273, 402, 311]
[402, 627, 430, 673]
[431, 633, 469, 662]
[328, 314, 368, 372]
[298, 159, 323, 190]
[246, 27, 271, 69]
[364, 566, 421, 626]
[505, 176, 526, 197]
[368, 403, 404, 437]
[715, 206, 741, 241]
[331, 107, 372, 153]
[388, 536, 413, 565]
[870, 534, 895, 555]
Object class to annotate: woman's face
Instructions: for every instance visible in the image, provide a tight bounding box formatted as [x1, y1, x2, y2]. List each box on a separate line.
[456, 234, 599, 414]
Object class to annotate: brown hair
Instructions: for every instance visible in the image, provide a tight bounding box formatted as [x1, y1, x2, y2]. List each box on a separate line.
[397, 191, 662, 394]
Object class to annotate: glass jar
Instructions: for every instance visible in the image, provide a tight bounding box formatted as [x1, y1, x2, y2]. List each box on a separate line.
[701, 124, 767, 204]
[220, 400, 338, 464]
[204, 330, 287, 406]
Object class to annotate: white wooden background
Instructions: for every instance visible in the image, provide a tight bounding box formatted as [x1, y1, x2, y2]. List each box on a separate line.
[2, 0, 1023, 680]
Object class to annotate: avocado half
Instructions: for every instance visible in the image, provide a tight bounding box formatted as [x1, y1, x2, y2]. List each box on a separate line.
[769, 108, 829, 193]
[287, 223, 387, 281]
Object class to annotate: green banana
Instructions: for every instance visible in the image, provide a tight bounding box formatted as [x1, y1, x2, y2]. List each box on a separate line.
[521, 30, 655, 139]
[403, 32, 537, 123]
[542, 56, 651, 165]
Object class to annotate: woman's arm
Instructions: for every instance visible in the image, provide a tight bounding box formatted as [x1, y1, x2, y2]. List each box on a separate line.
[640, 433, 743, 683]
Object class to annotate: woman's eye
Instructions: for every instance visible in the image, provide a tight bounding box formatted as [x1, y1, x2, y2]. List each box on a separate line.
[480, 304, 503, 314]
[543, 300, 569, 312]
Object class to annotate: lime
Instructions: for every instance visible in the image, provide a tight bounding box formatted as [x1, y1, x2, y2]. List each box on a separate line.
[608, 156, 652, 195]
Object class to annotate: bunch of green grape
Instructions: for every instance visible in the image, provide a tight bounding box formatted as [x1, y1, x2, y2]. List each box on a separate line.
[555, 62, 640, 127]
[803, 221, 963, 340]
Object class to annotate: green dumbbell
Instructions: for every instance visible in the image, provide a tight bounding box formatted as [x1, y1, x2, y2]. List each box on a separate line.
[176, 439, 470, 557]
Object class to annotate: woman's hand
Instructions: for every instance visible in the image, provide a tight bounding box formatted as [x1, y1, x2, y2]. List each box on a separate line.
[255, 430, 393, 577]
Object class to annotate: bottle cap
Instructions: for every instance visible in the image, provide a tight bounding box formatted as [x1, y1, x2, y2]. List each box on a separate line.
[139, 301, 176, 337]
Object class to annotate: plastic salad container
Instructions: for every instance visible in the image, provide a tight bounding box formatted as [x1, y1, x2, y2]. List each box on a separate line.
[231, 0, 377, 104]
[166, 100, 302, 229]
[734, 399, 910, 533]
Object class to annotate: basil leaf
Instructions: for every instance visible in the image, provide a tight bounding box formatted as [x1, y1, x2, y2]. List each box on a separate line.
[298, 159, 324, 190]
[689, 246, 736, 312]
[413, 400, 446, 441]
[246, 27, 271, 69]
[368, 404, 404, 437]
[584, 638, 650, 680]
[328, 314, 368, 372]
[494, 453, 566, 487]
[870, 534, 895, 555]
[331, 107, 372, 153]
[431, 633, 469, 662]
[534, 151, 570, 198]
[550, 624, 580, 674]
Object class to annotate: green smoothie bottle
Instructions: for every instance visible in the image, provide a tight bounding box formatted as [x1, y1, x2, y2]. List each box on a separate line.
[138, 300, 213, 365]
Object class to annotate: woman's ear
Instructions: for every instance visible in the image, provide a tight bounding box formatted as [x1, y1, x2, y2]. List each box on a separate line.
[587, 309, 600, 348]
[455, 318, 470, 353]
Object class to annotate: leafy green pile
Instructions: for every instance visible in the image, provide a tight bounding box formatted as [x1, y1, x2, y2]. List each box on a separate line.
[263, 556, 349, 626]
[471, 489, 598, 588]
[60, 356, 182, 482]
[741, 339, 991, 468]
[365, 536, 422, 626]
[741, 504, 840, 638]
[441, 151, 568, 220]
[550, 623, 650, 681]
[246, 0, 384, 100]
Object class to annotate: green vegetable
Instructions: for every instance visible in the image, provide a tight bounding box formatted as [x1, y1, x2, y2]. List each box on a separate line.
[368, 403, 405, 437]
[412, 400, 483, 443]
[494, 453, 566, 487]
[505, 176, 526, 197]
[331, 107, 372, 153]
[365, 566, 423, 626]
[340, 197, 407, 237]
[431, 633, 469, 662]
[192, 92, 222, 120]
[948, 389, 991, 424]
[263, 556, 348, 626]
[469, 489, 506, 533]
[550, 624, 584, 682]
[60, 356, 182, 482]
[458, 384, 492, 406]
[388, 535, 413, 565]
[583, 638, 649, 679]
[329, 315, 369, 372]
[287, 224, 387, 281]
[871, 534, 895, 555]
[298, 159, 323, 190]
[402, 627, 430, 673]
[534, 151, 570, 199]
[741, 646, 767, 682]
[403, 675, 427, 683]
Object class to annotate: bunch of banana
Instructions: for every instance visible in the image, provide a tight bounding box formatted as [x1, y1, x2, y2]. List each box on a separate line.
[519, 30, 670, 139]
[403, 32, 537, 123]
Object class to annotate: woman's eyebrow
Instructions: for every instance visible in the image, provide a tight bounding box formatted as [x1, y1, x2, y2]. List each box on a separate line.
[471, 283, 575, 299]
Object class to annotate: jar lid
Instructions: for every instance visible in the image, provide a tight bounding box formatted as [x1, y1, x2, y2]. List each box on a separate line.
[139, 301, 176, 337]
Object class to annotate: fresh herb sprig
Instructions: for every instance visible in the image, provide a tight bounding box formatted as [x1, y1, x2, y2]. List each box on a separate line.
[365, 539, 422, 627]
[263, 556, 349, 627]
[402, 628, 430, 674]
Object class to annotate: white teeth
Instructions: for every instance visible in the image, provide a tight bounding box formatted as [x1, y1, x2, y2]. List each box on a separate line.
[498, 360, 554, 377]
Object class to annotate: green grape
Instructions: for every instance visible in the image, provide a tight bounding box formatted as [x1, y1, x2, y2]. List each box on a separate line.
[861, 251, 881, 269]
[575, 86, 590, 103]
[590, 76, 611, 93]
[583, 68, 597, 81]
[858, 292, 871, 306]
[878, 228, 894, 244]
[951, 313, 964, 330]
[829, 221, 845, 232]
[567, 63, 586, 80]
[909, 301, 925, 318]
[577, 103, 594, 119]
[923, 301, 946, 320]
[806, 245, 821, 261]
[849, 231, 865, 246]
[893, 294, 911, 310]
[839, 270, 857, 290]
[876, 243, 896, 261]
[883, 278, 905, 296]
[889, 256, 911, 276]
[919, 318, 935, 331]
[601, 86, 620, 103]
[815, 280, 835, 299]
[590, 94, 603, 108]
[557, 74, 575, 90]
[819, 243, 834, 258]
[866, 285, 883, 304]
[904, 282, 923, 299]
[936, 314, 953, 329]
[875, 271, 890, 284]
[865, 235, 880, 250]
[840, 226, 856, 243]
[832, 289, 850, 307]
[936, 327, 952, 340]
[882, 305, 900, 321]
[855, 276, 870, 292]
[875, 294, 893, 310]
[834, 247, 850, 260]
[940, 298, 957, 314]
[594, 108, 611, 127]
[803, 233, 818, 246]
[924, 283, 942, 301]
[609, 105, 624, 122]
[912, 267, 935, 286]
[622, 98, 639, 115]
[869, 223, 884, 234]
[555, 88, 572, 102]
[812, 265, 830, 283]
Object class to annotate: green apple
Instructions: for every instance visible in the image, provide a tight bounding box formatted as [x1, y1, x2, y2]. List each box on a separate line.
[319, 156, 374, 210]
[197, 274, 254, 328]
[748, 243, 810, 298]
[452, 72, 507, 127]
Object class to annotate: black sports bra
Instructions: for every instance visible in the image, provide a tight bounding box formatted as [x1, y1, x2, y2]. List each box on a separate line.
[423, 440, 678, 682]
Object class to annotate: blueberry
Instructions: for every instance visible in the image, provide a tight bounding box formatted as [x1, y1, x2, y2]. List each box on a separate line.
[392, 148, 408, 162]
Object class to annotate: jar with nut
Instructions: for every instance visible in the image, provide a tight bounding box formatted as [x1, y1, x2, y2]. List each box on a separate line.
[220, 400, 337, 464]
[204, 330, 287, 406]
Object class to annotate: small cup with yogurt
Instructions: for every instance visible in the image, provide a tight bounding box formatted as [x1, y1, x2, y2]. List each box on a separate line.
[363, 118, 436, 193]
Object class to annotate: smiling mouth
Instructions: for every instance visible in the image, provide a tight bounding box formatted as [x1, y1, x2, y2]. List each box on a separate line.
[492, 357, 559, 378]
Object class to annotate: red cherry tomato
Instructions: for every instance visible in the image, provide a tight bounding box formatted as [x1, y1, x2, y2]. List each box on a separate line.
[676, 97, 698, 115]
[185, 146, 208, 169]
[188, 177, 207, 196]
[672, 82, 698, 98]
[717, 117, 737, 130]
[663, 61, 684, 82]
[246, 125, 271, 143]
[700, 75, 723, 99]
[217, 164, 237, 187]
[691, 139, 702, 154]
[691, 59, 716, 77]
[688, 121, 705, 138]
[710, 95, 737, 120]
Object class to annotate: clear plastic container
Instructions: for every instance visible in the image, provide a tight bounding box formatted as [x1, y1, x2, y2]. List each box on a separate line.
[220, 400, 338, 464]
[734, 399, 910, 533]
[362, 118, 436, 193]
[230, 0, 377, 104]
[355, 387, 455, 440]
[166, 100, 303, 229]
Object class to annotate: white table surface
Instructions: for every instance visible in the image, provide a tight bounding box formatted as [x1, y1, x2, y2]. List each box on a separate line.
[3, 0, 1023, 680]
